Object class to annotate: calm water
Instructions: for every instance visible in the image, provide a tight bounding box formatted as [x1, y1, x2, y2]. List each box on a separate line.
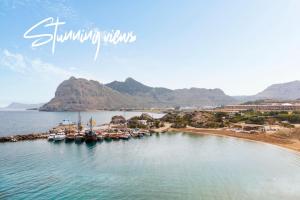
[0, 133, 300, 199]
[0, 110, 164, 136]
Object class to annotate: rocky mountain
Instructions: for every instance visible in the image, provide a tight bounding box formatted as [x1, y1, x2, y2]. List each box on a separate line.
[106, 77, 236, 108]
[232, 80, 300, 102]
[254, 81, 300, 100]
[40, 77, 140, 111]
[41, 77, 237, 111]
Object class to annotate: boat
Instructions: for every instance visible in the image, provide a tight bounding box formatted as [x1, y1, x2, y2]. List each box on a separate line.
[65, 134, 75, 142]
[109, 133, 120, 140]
[130, 129, 140, 138]
[119, 133, 130, 140]
[97, 135, 104, 141]
[75, 134, 85, 143]
[53, 132, 66, 142]
[140, 130, 151, 136]
[48, 133, 55, 141]
[85, 117, 97, 143]
[74, 112, 84, 143]
[138, 133, 144, 138]
[103, 133, 112, 141]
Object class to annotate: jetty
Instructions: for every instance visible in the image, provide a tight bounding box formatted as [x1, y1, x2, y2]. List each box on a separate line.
[0, 113, 165, 143]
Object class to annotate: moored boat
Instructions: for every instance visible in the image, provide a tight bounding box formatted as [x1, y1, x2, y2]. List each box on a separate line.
[75, 134, 85, 143]
[140, 130, 151, 136]
[53, 132, 66, 142]
[65, 134, 75, 142]
[119, 133, 131, 140]
[97, 135, 104, 141]
[48, 133, 55, 141]
[103, 133, 112, 141]
[109, 134, 120, 140]
[85, 117, 97, 143]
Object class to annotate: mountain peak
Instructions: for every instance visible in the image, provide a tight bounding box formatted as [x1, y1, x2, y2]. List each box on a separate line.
[255, 80, 300, 100]
[125, 77, 136, 82]
[69, 76, 77, 80]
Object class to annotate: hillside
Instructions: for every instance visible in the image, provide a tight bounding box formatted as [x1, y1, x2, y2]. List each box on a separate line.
[40, 77, 140, 111]
[106, 78, 236, 108]
[254, 81, 300, 100]
[41, 77, 236, 111]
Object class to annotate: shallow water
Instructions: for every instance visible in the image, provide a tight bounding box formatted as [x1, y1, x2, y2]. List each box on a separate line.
[0, 110, 163, 136]
[0, 133, 300, 199]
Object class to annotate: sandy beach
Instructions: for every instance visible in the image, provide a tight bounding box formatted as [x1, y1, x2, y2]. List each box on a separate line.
[168, 126, 300, 153]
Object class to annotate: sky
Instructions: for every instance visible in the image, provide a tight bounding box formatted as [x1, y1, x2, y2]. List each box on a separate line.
[1, 0, 300, 106]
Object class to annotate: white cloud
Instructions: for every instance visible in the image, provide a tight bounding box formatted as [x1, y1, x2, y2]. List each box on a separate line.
[0, 49, 94, 80]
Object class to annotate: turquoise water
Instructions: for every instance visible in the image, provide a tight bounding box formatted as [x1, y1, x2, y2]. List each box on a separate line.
[0, 111, 163, 136]
[1, 133, 300, 199]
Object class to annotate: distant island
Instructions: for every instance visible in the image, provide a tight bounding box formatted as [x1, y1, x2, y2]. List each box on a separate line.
[1, 102, 44, 110]
[39, 77, 300, 112]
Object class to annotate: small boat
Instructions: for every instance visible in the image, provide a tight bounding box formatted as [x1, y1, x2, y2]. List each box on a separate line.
[137, 131, 144, 138]
[119, 133, 131, 140]
[48, 133, 55, 141]
[65, 134, 75, 142]
[140, 130, 151, 136]
[130, 129, 140, 138]
[97, 135, 104, 141]
[85, 130, 97, 142]
[109, 134, 120, 140]
[85, 117, 97, 143]
[103, 134, 112, 141]
[75, 134, 85, 143]
[53, 132, 66, 142]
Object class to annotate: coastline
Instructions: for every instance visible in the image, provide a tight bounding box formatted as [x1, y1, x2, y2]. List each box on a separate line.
[1, 122, 300, 154]
[169, 127, 300, 153]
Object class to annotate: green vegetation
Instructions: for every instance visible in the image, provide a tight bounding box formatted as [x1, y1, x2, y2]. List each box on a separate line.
[162, 111, 227, 128]
[127, 113, 163, 129]
[161, 110, 300, 129]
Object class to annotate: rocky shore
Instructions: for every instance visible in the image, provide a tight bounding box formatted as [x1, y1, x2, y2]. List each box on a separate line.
[0, 133, 48, 143]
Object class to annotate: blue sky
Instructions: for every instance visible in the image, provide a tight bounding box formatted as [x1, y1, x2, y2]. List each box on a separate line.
[1, 0, 300, 106]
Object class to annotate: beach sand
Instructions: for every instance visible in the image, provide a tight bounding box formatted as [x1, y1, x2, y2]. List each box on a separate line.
[168, 126, 300, 153]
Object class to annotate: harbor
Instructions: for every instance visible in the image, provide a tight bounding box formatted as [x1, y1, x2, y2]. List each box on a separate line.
[0, 113, 167, 143]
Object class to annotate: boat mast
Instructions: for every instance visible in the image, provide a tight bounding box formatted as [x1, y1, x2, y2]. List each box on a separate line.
[89, 117, 93, 131]
[77, 111, 81, 134]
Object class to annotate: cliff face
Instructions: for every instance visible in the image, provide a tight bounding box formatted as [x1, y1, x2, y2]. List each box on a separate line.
[40, 77, 237, 111]
[40, 77, 138, 111]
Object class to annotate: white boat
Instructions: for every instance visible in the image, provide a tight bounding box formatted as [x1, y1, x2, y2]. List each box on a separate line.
[48, 134, 55, 141]
[53, 132, 66, 141]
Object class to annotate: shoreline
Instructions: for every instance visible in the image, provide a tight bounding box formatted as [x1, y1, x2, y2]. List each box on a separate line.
[169, 127, 300, 153]
[1, 124, 300, 154]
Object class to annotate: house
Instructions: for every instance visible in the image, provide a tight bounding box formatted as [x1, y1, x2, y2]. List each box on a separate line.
[138, 120, 148, 126]
[232, 123, 266, 133]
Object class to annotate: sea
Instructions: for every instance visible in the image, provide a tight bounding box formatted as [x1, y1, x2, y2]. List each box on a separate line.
[0, 110, 164, 136]
[0, 111, 300, 199]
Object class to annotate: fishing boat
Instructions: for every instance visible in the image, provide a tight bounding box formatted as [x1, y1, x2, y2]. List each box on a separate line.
[75, 134, 85, 143]
[109, 133, 120, 140]
[65, 134, 75, 142]
[85, 117, 97, 143]
[53, 132, 66, 142]
[48, 133, 55, 141]
[74, 112, 85, 143]
[97, 135, 104, 141]
[140, 130, 151, 136]
[119, 133, 131, 140]
[103, 133, 112, 141]
[130, 129, 140, 138]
